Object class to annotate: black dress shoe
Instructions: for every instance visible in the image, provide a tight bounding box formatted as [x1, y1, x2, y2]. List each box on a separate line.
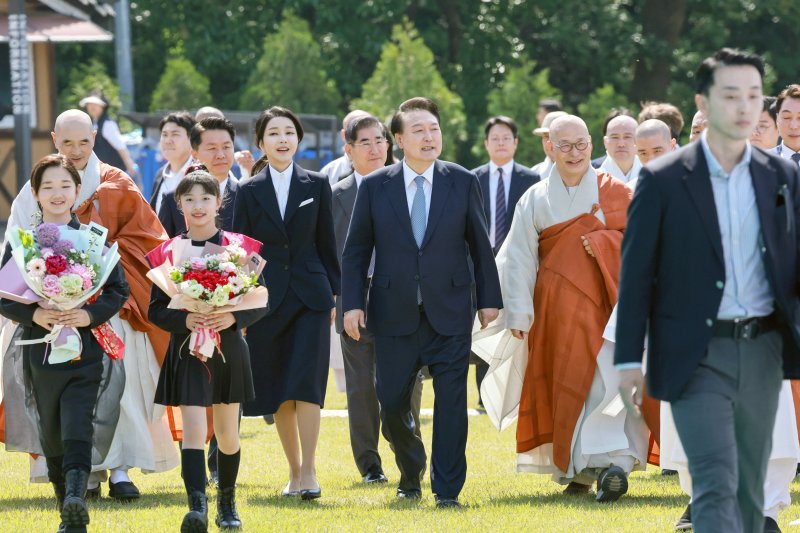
[363, 468, 388, 484]
[435, 496, 461, 509]
[396, 488, 422, 500]
[84, 484, 101, 500]
[108, 480, 141, 501]
[300, 487, 321, 500]
[764, 516, 782, 533]
[263, 414, 275, 425]
[674, 504, 692, 531]
[563, 481, 591, 495]
[595, 465, 628, 502]
[661, 469, 678, 476]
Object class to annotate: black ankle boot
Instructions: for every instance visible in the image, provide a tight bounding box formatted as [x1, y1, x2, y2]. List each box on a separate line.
[181, 489, 208, 533]
[215, 486, 242, 529]
[61, 469, 90, 529]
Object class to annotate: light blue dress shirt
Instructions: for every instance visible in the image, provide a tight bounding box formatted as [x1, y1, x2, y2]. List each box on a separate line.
[700, 132, 774, 319]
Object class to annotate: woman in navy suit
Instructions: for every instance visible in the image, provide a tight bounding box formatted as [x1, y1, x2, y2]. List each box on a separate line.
[232, 107, 340, 499]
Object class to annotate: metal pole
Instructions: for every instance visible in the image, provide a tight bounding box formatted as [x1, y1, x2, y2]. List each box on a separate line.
[9, 0, 32, 192]
[115, 0, 135, 111]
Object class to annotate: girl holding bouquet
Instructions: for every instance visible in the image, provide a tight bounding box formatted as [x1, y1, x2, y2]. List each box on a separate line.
[0, 154, 129, 533]
[148, 170, 265, 532]
[232, 106, 340, 500]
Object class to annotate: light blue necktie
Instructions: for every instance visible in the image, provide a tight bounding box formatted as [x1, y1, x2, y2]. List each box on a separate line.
[411, 175, 426, 303]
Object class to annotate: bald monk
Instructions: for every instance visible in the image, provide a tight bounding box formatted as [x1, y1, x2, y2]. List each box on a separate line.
[478, 115, 648, 502]
[599, 115, 642, 184]
[1, 110, 178, 499]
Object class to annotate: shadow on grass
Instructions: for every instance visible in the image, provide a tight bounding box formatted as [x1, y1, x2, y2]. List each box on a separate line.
[247, 493, 342, 509]
[484, 492, 689, 508]
[0, 490, 190, 511]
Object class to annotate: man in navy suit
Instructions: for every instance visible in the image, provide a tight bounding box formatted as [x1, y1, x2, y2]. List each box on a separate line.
[615, 48, 800, 533]
[342, 97, 502, 508]
[471, 115, 539, 406]
[158, 117, 239, 236]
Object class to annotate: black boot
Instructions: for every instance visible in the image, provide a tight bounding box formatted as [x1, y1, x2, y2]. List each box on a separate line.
[61, 469, 90, 530]
[216, 487, 242, 529]
[181, 490, 208, 533]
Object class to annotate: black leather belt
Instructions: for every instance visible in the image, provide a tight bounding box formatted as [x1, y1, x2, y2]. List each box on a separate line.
[713, 314, 777, 340]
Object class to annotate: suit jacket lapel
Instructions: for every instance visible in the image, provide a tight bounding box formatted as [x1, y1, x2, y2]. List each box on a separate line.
[421, 161, 453, 248]
[384, 163, 416, 246]
[251, 169, 287, 237]
[283, 165, 313, 224]
[750, 149, 781, 255]
[336, 175, 357, 219]
[477, 165, 491, 223]
[682, 143, 724, 265]
[507, 163, 527, 226]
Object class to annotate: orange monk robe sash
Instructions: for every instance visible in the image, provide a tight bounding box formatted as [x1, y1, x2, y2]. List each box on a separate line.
[72, 163, 170, 364]
[516, 173, 634, 472]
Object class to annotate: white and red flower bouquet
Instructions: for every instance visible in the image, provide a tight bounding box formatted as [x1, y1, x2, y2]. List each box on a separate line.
[146, 235, 268, 361]
[0, 221, 123, 363]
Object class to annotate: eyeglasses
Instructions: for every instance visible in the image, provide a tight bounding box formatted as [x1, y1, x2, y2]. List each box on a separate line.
[553, 140, 590, 153]
[351, 139, 388, 149]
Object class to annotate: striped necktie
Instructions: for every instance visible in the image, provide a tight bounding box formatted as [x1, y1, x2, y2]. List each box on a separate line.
[495, 167, 507, 253]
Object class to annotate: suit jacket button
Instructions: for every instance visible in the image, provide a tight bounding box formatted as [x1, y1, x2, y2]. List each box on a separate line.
[414, 274, 420, 280]
[705, 318, 713, 327]
[284, 265, 289, 270]
[418, 251, 423, 257]
[716, 281, 724, 289]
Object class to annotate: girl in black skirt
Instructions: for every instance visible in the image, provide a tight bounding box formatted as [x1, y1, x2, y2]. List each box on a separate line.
[232, 107, 340, 500]
[149, 171, 265, 532]
[0, 154, 129, 533]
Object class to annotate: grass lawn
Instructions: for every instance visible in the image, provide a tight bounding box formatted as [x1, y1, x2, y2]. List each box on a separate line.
[2, 368, 799, 532]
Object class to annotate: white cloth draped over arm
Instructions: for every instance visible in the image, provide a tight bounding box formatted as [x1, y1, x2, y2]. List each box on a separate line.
[496, 189, 539, 333]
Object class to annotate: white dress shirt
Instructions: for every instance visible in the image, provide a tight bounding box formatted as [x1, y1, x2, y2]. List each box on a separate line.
[774, 142, 800, 166]
[488, 160, 514, 248]
[155, 156, 193, 213]
[269, 162, 294, 219]
[353, 170, 364, 189]
[402, 160, 433, 220]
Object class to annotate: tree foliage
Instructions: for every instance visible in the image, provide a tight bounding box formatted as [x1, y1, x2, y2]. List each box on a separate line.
[577, 84, 637, 159]
[149, 52, 212, 112]
[56, 0, 800, 168]
[239, 11, 341, 113]
[352, 19, 466, 162]
[58, 58, 121, 117]
[473, 57, 560, 167]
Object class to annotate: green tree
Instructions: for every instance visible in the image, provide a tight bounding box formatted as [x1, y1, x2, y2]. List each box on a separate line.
[149, 53, 212, 112]
[352, 19, 466, 162]
[577, 84, 637, 159]
[58, 58, 121, 117]
[240, 11, 341, 113]
[473, 57, 561, 167]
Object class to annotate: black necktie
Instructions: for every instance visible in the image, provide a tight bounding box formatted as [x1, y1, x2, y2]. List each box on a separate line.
[791, 153, 800, 167]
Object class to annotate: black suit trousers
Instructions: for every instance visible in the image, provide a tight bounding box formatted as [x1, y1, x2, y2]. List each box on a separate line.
[374, 310, 470, 498]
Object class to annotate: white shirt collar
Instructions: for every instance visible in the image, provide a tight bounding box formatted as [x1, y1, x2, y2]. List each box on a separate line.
[402, 160, 435, 189]
[269, 162, 294, 181]
[164, 155, 193, 179]
[778, 142, 798, 159]
[353, 170, 364, 189]
[700, 130, 752, 178]
[489, 159, 514, 177]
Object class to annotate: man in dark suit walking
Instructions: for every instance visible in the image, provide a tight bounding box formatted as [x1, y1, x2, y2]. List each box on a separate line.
[615, 48, 800, 533]
[471, 115, 539, 407]
[342, 97, 502, 508]
[149, 111, 195, 213]
[157, 117, 239, 237]
[332, 114, 423, 485]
